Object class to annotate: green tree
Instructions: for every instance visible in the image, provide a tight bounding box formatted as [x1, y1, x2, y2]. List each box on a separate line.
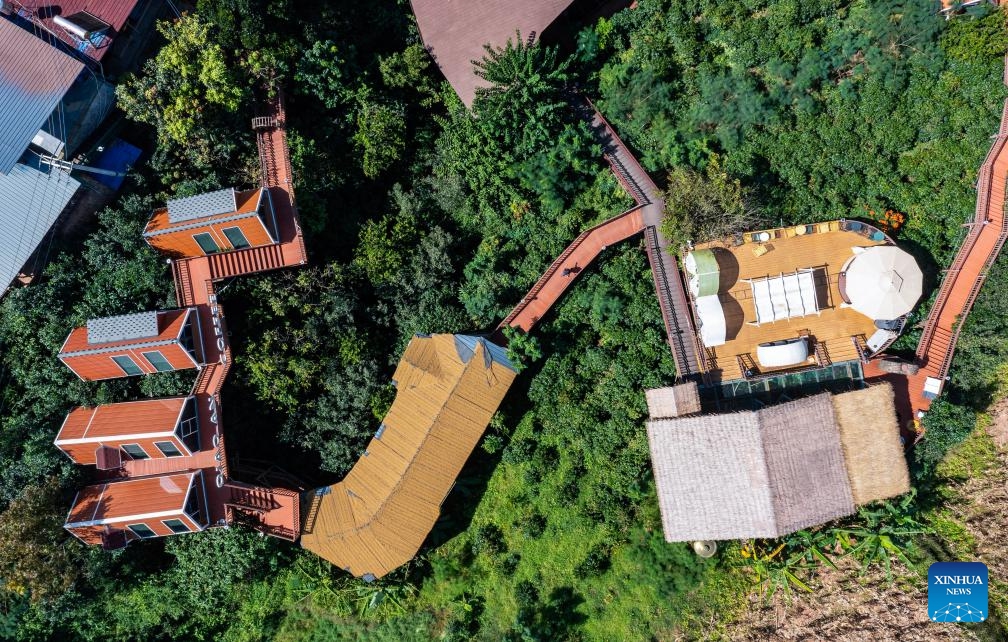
[117, 15, 245, 147]
[353, 97, 407, 178]
[0, 478, 81, 602]
[660, 154, 760, 248]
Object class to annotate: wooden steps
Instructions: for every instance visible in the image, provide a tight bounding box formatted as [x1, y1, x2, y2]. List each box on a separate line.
[208, 244, 286, 280]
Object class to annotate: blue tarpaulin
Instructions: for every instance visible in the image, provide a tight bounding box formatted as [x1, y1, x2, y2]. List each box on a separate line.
[91, 139, 141, 190]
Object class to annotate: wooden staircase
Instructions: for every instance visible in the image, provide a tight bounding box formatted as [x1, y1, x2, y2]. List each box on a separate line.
[208, 244, 286, 280]
[173, 259, 195, 307]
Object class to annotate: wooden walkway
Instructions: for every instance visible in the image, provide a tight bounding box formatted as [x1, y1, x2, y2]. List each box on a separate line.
[155, 91, 308, 540]
[501, 98, 702, 379]
[865, 86, 1008, 420]
[501, 207, 645, 331]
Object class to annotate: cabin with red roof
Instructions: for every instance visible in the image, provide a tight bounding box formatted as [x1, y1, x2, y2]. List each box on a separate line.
[58, 309, 205, 381]
[64, 471, 209, 548]
[55, 396, 200, 469]
[143, 187, 278, 258]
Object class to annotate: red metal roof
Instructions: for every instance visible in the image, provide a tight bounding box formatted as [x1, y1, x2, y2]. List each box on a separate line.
[56, 397, 188, 442]
[59, 308, 190, 356]
[409, 0, 575, 106]
[65, 471, 196, 525]
[24, 0, 142, 62]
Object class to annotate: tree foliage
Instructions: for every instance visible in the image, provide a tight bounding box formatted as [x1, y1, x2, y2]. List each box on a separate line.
[0, 478, 81, 602]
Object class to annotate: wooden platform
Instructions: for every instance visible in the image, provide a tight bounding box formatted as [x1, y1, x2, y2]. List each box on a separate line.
[694, 228, 886, 383]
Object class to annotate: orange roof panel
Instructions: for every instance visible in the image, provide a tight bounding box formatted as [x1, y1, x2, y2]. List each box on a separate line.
[144, 188, 263, 235]
[66, 472, 197, 525]
[56, 397, 189, 443]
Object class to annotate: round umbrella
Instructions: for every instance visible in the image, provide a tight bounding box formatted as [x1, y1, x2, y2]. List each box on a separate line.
[842, 246, 923, 319]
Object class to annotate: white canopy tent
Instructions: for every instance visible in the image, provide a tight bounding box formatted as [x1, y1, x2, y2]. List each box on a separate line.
[841, 246, 923, 320]
[745, 270, 820, 326]
[695, 295, 726, 347]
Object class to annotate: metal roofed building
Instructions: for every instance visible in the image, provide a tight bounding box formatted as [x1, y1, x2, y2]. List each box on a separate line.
[409, 0, 576, 106]
[64, 470, 210, 547]
[301, 333, 518, 579]
[0, 16, 84, 173]
[55, 396, 200, 467]
[144, 187, 279, 258]
[646, 385, 910, 542]
[0, 158, 80, 289]
[14, 0, 146, 63]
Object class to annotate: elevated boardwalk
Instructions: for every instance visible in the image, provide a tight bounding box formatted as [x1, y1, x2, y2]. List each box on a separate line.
[501, 207, 645, 331]
[865, 89, 1008, 420]
[155, 91, 307, 539]
[501, 99, 701, 379]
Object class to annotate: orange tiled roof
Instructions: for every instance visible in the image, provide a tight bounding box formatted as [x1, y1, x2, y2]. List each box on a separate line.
[145, 188, 263, 235]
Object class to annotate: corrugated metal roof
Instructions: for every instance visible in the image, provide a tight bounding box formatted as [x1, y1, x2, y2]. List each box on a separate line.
[0, 17, 84, 173]
[167, 188, 237, 224]
[86, 310, 159, 344]
[0, 161, 80, 290]
[34, 1, 143, 62]
[302, 334, 518, 578]
[409, 0, 574, 106]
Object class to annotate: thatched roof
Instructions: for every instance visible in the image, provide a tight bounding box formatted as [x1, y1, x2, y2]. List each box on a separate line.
[831, 383, 911, 504]
[759, 395, 854, 534]
[301, 334, 517, 578]
[648, 413, 777, 541]
[647, 388, 906, 542]
[646, 383, 701, 418]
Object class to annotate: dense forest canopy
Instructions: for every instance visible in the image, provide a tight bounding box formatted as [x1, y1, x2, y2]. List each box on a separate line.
[0, 1, 1006, 639]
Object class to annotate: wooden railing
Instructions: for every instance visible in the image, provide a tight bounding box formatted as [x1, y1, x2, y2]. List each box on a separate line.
[915, 106, 1008, 382]
[499, 206, 644, 329]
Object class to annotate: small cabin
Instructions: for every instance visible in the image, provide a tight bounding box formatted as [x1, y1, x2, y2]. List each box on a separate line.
[58, 309, 204, 381]
[143, 187, 278, 258]
[55, 396, 201, 468]
[64, 471, 209, 547]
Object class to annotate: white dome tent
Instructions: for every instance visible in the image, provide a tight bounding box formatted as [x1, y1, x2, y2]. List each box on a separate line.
[841, 246, 923, 320]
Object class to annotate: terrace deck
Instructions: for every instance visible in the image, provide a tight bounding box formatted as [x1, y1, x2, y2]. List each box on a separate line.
[694, 227, 886, 383]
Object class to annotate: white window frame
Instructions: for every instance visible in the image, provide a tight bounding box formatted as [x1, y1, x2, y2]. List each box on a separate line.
[154, 440, 184, 458]
[161, 518, 190, 534]
[221, 225, 251, 249]
[142, 350, 174, 373]
[192, 232, 221, 254]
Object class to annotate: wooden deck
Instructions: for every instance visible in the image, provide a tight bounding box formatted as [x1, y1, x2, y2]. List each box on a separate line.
[694, 229, 885, 383]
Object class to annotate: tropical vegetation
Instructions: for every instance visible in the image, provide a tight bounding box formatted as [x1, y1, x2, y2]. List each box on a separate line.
[0, 1, 1006, 639]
